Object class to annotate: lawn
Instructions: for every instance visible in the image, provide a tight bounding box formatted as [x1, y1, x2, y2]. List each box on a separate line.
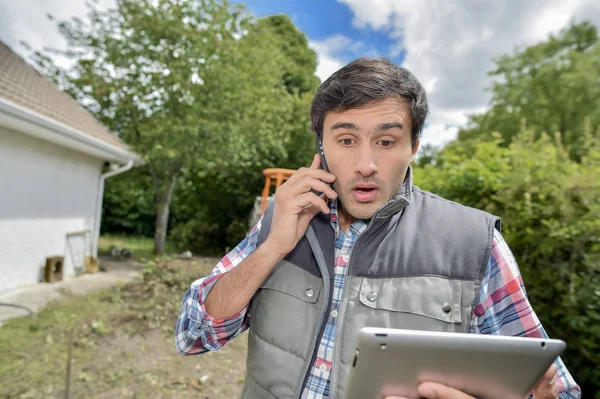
[98, 235, 178, 261]
[0, 255, 248, 399]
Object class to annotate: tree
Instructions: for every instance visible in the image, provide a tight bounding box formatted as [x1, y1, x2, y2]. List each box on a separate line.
[458, 21, 600, 160]
[414, 124, 600, 395]
[415, 143, 440, 168]
[100, 167, 156, 237]
[34, 2, 321, 254]
[170, 14, 321, 253]
[32, 0, 300, 254]
[255, 14, 320, 170]
[254, 14, 320, 95]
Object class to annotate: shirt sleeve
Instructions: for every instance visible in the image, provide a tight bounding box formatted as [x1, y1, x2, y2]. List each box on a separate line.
[470, 228, 582, 399]
[174, 215, 263, 355]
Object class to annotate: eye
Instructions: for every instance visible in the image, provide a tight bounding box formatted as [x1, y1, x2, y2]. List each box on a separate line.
[378, 140, 396, 148]
[339, 138, 355, 146]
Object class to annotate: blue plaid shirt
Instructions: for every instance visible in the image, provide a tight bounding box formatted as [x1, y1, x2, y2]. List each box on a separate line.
[301, 200, 367, 397]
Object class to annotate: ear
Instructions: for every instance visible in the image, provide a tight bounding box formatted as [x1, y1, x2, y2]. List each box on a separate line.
[410, 138, 420, 162]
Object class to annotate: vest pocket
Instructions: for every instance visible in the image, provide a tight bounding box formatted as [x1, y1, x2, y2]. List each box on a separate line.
[260, 260, 322, 303]
[249, 260, 325, 367]
[241, 371, 278, 399]
[358, 276, 462, 323]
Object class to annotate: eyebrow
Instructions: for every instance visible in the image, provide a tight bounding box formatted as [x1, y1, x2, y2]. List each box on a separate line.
[375, 122, 405, 131]
[330, 122, 359, 132]
[330, 121, 405, 133]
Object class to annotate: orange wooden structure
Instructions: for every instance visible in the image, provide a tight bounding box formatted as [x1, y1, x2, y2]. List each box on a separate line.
[260, 168, 296, 216]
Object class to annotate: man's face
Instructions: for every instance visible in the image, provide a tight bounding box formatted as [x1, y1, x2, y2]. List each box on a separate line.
[321, 97, 419, 223]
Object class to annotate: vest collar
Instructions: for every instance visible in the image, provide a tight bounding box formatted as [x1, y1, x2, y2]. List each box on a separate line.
[375, 165, 413, 219]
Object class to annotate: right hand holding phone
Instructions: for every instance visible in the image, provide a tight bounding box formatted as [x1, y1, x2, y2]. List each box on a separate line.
[265, 154, 337, 257]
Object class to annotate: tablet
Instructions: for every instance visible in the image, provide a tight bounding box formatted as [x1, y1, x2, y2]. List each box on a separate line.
[345, 327, 566, 399]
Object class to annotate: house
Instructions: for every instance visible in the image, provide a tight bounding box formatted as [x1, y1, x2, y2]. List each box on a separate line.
[0, 42, 139, 293]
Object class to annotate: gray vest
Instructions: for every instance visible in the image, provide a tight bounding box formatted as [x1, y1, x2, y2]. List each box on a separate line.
[240, 178, 500, 399]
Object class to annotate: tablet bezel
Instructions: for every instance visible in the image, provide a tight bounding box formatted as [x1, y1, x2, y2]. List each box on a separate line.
[344, 327, 566, 399]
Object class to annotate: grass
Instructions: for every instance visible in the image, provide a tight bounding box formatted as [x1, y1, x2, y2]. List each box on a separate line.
[98, 234, 178, 261]
[0, 256, 248, 399]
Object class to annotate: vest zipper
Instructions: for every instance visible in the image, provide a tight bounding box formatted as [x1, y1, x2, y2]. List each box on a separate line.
[328, 201, 394, 399]
[296, 226, 333, 399]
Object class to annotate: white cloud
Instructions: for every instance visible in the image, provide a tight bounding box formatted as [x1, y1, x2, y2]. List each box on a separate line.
[309, 34, 385, 83]
[309, 35, 355, 82]
[420, 124, 458, 149]
[0, 0, 353, 87]
[0, 0, 116, 67]
[310, 34, 355, 54]
[312, 53, 344, 83]
[338, 0, 600, 147]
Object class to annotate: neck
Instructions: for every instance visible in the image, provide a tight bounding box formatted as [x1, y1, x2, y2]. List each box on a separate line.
[337, 202, 357, 232]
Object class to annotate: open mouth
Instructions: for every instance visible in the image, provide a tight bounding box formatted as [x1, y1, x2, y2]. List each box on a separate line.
[352, 187, 378, 202]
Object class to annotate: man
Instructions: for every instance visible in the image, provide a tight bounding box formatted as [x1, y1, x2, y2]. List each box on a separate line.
[175, 58, 581, 399]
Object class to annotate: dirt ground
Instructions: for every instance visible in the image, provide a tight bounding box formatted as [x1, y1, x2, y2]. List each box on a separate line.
[0, 256, 249, 399]
[93, 328, 249, 399]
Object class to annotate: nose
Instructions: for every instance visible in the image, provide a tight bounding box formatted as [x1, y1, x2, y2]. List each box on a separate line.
[354, 144, 378, 178]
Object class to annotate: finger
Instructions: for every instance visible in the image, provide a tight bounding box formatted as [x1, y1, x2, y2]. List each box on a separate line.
[549, 364, 558, 381]
[294, 192, 330, 214]
[292, 178, 338, 200]
[532, 384, 559, 399]
[532, 364, 559, 399]
[310, 153, 320, 169]
[545, 363, 558, 378]
[285, 167, 336, 186]
[536, 364, 558, 388]
[418, 382, 476, 399]
[302, 167, 337, 183]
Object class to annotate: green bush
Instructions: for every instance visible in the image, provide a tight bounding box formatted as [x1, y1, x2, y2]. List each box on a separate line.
[169, 219, 222, 256]
[415, 126, 600, 395]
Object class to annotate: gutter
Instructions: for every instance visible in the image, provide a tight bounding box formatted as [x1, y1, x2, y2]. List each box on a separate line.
[92, 159, 135, 258]
[0, 97, 139, 164]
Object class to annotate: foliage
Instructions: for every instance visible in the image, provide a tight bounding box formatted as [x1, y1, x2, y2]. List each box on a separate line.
[414, 123, 600, 395]
[458, 21, 600, 161]
[254, 14, 320, 95]
[415, 143, 441, 168]
[33, 1, 319, 255]
[101, 168, 156, 237]
[168, 14, 319, 253]
[436, 24, 600, 392]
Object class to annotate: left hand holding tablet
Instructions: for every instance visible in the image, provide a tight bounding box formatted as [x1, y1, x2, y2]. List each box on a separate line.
[384, 364, 559, 399]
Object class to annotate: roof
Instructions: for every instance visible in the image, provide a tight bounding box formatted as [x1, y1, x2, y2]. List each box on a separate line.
[0, 41, 131, 153]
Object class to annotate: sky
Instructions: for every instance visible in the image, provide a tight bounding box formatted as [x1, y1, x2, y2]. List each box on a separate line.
[1, 0, 599, 148]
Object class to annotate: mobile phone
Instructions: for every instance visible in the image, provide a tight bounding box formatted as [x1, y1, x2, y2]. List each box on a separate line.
[316, 135, 329, 172]
[312, 135, 332, 197]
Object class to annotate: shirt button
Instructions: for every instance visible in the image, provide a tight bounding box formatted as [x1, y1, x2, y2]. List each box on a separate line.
[305, 288, 314, 298]
[320, 364, 327, 372]
[442, 302, 452, 313]
[330, 309, 339, 318]
[367, 292, 378, 302]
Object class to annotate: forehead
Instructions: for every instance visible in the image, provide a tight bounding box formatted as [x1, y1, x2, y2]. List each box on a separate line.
[323, 97, 411, 128]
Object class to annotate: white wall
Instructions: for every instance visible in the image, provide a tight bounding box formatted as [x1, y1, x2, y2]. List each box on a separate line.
[0, 126, 104, 292]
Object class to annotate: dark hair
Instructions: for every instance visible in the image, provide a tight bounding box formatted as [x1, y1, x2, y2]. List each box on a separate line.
[310, 57, 429, 147]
